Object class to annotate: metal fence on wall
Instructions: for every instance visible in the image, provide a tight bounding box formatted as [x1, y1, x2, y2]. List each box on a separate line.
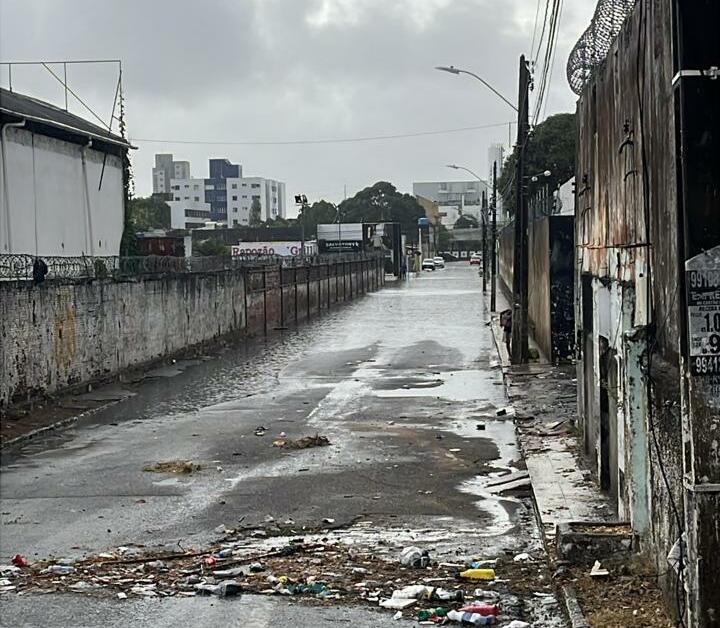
[0, 253, 381, 282]
[566, 0, 637, 96]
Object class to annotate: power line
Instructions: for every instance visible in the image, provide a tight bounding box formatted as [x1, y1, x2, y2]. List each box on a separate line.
[129, 121, 515, 146]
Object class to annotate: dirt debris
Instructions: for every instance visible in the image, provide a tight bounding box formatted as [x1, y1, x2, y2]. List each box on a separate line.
[556, 557, 674, 627]
[272, 434, 331, 450]
[142, 460, 202, 474]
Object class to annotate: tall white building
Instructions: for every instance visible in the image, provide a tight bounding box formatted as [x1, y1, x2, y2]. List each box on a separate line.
[166, 157, 287, 229]
[152, 153, 191, 195]
[225, 177, 286, 227]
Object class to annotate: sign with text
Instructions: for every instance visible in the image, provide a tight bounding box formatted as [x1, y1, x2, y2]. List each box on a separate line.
[686, 247, 720, 376]
[231, 241, 303, 257]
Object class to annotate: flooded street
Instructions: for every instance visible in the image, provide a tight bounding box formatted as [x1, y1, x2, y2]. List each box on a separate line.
[1, 265, 562, 626]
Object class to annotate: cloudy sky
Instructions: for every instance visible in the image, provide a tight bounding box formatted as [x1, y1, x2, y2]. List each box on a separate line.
[0, 0, 595, 213]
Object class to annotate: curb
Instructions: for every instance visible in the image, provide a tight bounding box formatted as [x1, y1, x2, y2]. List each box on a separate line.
[1, 398, 121, 450]
[484, 295, 591, 628]
[562, 586, 591, 628]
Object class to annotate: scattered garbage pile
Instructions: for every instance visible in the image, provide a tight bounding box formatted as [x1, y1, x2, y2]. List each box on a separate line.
[2, 536, 554, 626]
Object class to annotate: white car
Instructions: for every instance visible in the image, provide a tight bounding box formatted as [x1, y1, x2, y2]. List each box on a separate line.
[421, 258, 436, 271]
[433, 256, 445, 268]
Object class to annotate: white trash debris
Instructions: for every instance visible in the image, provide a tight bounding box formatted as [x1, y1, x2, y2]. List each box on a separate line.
[399, 546, 430, 568]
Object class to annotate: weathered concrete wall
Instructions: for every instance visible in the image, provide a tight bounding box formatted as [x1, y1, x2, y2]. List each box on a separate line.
[498, 216, 575, 362]
[0, 256, 384, 407]
[573, 0, 685, 613]
[528, 217, 551, 359]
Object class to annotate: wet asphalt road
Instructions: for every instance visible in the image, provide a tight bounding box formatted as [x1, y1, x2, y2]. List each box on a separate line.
[0, 264, 544, 626]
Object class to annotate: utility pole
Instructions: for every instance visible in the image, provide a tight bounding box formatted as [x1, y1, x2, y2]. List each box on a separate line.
[491, 161, 497, 312]
[481, 190, 488, 293]
[511, 54, 531, 364]
[673, 1, 720, 625]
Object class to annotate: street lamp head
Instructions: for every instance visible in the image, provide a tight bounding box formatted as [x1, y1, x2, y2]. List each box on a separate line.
[542, 170, 551, 177]
[435, 65, 461, 75]
[445, 164, 459, 169]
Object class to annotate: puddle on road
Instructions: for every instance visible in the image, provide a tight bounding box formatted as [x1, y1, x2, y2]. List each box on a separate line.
[374, 370, 504, 404]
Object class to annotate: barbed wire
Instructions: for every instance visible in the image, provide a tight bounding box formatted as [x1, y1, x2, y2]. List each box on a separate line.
[0, 253, 381, 282]
[566, 0, 637, 95]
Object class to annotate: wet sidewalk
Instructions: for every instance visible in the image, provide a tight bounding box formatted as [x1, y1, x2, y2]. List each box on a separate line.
[485, 289, 616, 545]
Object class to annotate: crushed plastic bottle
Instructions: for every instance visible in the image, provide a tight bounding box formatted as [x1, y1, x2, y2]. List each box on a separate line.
[399, 546, 430, 568]
[391, 585, 433, 600]
[446, 609, 497, 625]
[194, 579, 242, 598]
[459, 568, 496, 581]
[433, 588, 464, 602]
[45, 565, 75, 575]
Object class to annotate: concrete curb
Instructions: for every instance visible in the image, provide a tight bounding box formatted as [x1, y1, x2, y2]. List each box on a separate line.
[485, 296, 591, 628]
[562, 586, 591, 628]
[1, 399, 121, 450]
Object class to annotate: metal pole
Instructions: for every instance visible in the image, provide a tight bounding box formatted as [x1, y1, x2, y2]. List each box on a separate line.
[511, 54, 531, 364]
[491, 161, 498, 312]
[63, 62, 68, 110]
[481, 190, 488, 293]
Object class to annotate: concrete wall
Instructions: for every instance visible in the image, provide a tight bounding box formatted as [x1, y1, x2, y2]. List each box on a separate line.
[0, 256, 384, 407]
[573, 0, 688, 613]
[0, 126, 124, 256]
[498, 216, 574, 362]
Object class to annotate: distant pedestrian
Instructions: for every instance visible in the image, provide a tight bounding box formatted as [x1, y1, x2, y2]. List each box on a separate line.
[500, 309, 512, 355]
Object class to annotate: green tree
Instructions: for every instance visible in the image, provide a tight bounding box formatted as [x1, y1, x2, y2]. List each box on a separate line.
[498, 112, 576, 216]
[126, 196, 171, 231]
[454, 214, 479, 229]
[338, 181, 425, 242]
[194, 239, 230, 256]
[298, 200, 338, 238]
[249, 198, 263, 227]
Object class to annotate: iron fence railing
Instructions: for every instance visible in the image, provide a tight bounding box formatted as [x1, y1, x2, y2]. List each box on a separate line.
[566, 0, 637, 96]
[0, 252, 381, 282]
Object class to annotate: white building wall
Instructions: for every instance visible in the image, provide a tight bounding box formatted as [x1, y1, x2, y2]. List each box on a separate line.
[0, 126, 124, 256]
[173, 161, 190, 179]
[223, 176, 286, 223]
[170, 177, 205, 203]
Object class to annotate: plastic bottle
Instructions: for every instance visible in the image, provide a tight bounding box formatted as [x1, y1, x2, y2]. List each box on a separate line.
[433, 588, 465, 602]
[46, 565, 75, 575]
[459, 568, 496, 581]
[446, 610, 497, 625]
[459, 603, 500, 616]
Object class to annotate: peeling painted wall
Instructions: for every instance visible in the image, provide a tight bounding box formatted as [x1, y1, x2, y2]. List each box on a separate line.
[0, 257, 384, 407]
[574, 0, 685, 613]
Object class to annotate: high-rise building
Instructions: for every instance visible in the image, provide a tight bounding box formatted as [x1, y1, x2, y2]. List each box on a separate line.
[152, 153, 192, 196]
[166, 157, 286, 229]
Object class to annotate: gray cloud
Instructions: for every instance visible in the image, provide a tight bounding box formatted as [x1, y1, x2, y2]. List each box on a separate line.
[0, 0, 595, 209]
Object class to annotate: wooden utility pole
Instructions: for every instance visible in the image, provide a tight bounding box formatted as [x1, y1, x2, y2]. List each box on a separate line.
[491, 161, 498, 312]
[481, 190, 488, 293]
[511, 55, 531, 364]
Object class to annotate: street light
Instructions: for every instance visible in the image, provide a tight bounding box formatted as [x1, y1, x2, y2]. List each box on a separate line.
[445, 164, 492, 190]
[527, 170, 552, 182]
[435, 65, 518, 112]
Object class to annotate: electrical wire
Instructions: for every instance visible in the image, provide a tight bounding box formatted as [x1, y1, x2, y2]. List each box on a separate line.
[129, 121, 516, 147]
[529, 0, 545, 62]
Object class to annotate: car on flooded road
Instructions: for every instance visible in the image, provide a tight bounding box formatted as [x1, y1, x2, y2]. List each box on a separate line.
[433, 256, 445, 268]
[421, 258, 436, 271]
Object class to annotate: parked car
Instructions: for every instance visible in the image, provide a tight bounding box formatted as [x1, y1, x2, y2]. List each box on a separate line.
[469, 253, 481, 265]
[433, 256, 445, 268]
[421, 258, 436, 271]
